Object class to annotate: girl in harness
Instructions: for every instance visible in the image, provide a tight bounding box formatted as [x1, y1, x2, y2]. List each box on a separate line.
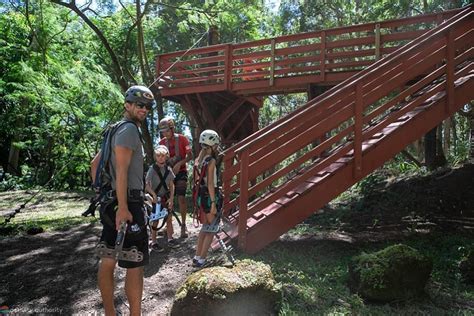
[192, 129, 221, 268]
[145, 145, 176, 252]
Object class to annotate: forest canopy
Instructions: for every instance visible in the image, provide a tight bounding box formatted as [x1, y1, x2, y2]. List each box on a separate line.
[0, 0, 470, 190]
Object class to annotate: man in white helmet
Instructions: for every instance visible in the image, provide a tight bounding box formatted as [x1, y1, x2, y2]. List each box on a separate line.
[158, 117, 193, 238]
[91, 85, 154, 315]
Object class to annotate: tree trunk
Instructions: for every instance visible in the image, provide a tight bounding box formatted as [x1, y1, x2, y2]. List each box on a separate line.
[142, 118, 154, 165]
[7, 143, 20, 176]
[308, 84, 330, 158]
[424, 125, 447, 170]
[436, 125, 447, 166]
[424, 127, 437, 169]
[413, 138, 424, 162]
[443, 118, 451, 156]
[470, 116, 474, 161]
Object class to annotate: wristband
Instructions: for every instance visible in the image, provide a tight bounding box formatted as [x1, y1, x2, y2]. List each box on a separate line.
[210, 200, 216, 204]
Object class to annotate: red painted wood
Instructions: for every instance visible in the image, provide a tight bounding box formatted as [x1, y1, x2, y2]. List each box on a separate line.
[155, 9, 462, 98]
[219, 6, 473, 253]
[155, 6, 472, 254]
[238, 150, 249, 250]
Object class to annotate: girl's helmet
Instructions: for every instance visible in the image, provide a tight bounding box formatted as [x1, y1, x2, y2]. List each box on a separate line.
[199, 129, 220, 146]
[125, 85, 155, 105]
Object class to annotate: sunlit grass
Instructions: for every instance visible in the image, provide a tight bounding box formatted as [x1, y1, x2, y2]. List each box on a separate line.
[0, 190, 97, 234]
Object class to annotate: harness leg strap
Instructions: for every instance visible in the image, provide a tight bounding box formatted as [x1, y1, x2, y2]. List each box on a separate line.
[95, 222, 144, 263]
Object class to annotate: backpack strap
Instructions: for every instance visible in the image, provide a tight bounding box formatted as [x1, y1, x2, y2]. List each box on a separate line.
[94, 120, 141, 192]
[165, 134, 181, 163]
[152, 164, 170, 198]
[174, 134, 181, 161]
[199, 156, 215, 187]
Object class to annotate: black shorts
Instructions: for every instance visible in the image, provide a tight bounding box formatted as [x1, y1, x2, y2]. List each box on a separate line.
[174, 171, 188, 196]
[99, 200, 149, 268]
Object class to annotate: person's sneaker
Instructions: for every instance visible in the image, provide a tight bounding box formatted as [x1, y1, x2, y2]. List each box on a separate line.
[180, 225, 188, 238]
[192, 259, 207, 268]
[167, 238, 180, 249]
[150, 242, 164, 253]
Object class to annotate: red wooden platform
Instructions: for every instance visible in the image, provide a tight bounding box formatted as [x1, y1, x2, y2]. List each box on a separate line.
[154, 8, 463, 145]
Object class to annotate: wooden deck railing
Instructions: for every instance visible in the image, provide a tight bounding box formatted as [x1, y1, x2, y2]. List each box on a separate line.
[219, 6, 473, 249]
[155, 8, 463, 96]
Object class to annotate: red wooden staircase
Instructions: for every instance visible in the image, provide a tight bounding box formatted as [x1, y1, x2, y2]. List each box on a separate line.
[217, 6, 473, 253]
[154, 6, 473, 253]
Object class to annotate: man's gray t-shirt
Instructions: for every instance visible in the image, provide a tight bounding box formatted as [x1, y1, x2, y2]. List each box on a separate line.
[110, 120, 144, 191]
[146, 165, 174, 197]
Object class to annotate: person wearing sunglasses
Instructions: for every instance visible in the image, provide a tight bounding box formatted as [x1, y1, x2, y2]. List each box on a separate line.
[158, 116, 193, 238]
[92, 85, 155, 315]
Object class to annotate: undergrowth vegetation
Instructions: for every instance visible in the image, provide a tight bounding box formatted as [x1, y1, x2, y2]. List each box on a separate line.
[248, 163, 474, 314]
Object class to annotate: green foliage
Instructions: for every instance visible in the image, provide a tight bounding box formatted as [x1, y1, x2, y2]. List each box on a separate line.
[1, 4, 122, 189]
[248, 230, 473, 314]
[277, 0, 466, 35]
[1, 0, 471, 191]
[356, 172, 387, 196]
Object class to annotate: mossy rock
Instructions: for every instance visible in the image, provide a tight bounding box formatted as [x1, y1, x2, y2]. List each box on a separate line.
[459, 248, 474, 284]
[348, 244, 432, 302]
[171, 259, 281, 316]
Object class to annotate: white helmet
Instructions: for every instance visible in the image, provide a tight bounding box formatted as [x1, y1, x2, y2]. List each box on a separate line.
[154, 145, 169, 158]
[199, 129, 220, 146]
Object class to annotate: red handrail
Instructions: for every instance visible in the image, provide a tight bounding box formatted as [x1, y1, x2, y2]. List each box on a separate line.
[221, 5, 472, 249]
[156, 8, 463, 95]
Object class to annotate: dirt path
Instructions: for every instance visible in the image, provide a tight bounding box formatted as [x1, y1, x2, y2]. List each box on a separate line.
[0, 220, 203, 315]
[1, 164, 473, 314]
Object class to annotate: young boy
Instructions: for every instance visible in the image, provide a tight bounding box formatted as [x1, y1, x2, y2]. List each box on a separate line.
[145, 145, 178, 251]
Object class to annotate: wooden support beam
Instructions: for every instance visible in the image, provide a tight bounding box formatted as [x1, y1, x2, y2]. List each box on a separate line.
[269, 39, 276, 86]
[183, 95, 204, 130]
[196, 93, 217, 129]
[244, 96, 264, 108]
[226, 106, 252, 141]
[216, 98, 246, 129]
[375, 24, 381, 61]
[354, 83, 363, 179]
[320, 31, 326, 81]
[446, 29, 455, 114]
[225, 44, 232, 90]
[238, 150, 249, 251]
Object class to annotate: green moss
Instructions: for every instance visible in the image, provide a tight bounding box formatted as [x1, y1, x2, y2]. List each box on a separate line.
[353, 244, 427, 289]
[175, 259, 279, 301]
[350, 244, 433, 301]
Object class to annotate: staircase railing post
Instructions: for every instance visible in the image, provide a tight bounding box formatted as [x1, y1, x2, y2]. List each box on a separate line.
[238, 150, 249, 251]
[446, 28, 455, 115]
[224, 44, 232, 91]
[222, 153, 233, 215]
[375, 23, 381, 61]
[269, 39, 276, 86]
[354, 83, 363, 179]
[320, 31, 326, 81]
